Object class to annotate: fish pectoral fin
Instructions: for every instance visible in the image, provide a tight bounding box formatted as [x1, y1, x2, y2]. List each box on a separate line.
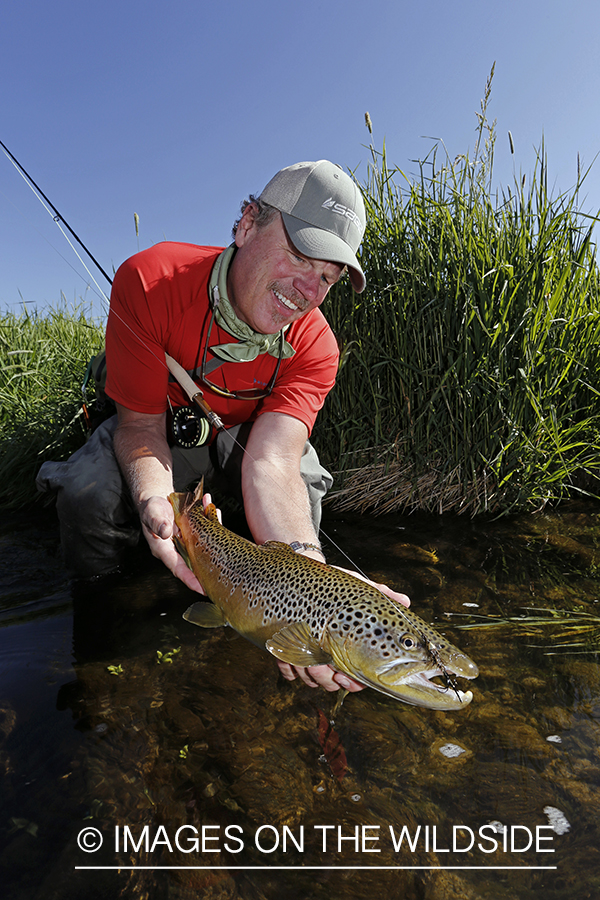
[266, 623, 332, 667]
[183, 601, 228, 628]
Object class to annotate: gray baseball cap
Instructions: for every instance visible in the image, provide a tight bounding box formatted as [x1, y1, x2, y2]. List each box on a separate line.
[259, 160, 367, 293]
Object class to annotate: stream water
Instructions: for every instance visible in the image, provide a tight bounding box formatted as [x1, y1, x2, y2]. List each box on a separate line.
[1, 500, 599, 899]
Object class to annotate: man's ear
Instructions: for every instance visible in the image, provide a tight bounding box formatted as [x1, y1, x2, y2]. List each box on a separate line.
[234, 203, 258, 248]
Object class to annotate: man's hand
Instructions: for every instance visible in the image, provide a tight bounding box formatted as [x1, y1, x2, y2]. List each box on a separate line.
[277, 662, 366, 692]
[276, 571, 411, 691]
[140, 495, 206, 594]
[113, 404, 204, 590]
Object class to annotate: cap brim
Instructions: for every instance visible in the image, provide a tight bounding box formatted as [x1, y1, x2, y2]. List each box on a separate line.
[281, 212, 366, 293]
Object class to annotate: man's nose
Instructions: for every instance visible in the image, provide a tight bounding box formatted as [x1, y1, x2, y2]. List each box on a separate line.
[294, 271, 322, 304]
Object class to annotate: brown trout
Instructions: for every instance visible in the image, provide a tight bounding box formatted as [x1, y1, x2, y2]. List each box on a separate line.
[169, 487, 478, 710]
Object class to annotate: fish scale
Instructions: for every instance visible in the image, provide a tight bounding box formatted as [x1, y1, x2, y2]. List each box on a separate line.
[170, 486, 478, 709]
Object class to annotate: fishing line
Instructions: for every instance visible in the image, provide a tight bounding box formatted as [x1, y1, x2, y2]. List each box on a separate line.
[0, 185, 108, 305]
[0, 140, 417, 600]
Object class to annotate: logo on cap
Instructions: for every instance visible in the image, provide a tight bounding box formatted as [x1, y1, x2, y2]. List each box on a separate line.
[321, 197, 363, 231]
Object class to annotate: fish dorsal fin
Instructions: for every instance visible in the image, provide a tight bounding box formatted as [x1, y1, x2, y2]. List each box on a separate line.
[203, 502, 220, 523]
[266, 622, 332, 667]
[183, 601, 228, 628]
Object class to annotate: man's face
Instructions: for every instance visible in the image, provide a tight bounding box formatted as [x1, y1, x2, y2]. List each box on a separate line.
[227, 204, 346, 335]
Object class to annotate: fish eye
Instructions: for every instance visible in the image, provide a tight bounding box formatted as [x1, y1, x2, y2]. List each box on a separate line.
[400, 634, 417, 650]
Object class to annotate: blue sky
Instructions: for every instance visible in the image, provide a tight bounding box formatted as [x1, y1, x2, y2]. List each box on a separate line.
[1, 0, 599, 316]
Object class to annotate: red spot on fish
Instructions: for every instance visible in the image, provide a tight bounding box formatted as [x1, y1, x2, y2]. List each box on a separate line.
[317, 709, 347, 782]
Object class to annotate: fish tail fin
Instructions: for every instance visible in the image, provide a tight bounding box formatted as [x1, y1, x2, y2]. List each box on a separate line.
[191, 478, 205, 506]
[172, 478, 219, 522]
[181, 477, 205, 516]
[168, 491, 185, 519]
[169, 478, 206, 522]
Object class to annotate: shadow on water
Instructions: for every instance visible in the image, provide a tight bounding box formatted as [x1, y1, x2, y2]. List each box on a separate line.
[1, 501, 599, 899]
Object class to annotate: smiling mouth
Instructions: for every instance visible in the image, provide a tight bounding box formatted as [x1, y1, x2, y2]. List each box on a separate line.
[273, 288, 302, 313]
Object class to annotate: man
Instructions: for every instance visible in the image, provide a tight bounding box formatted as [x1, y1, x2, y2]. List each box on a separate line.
[38, 159, 409, 692]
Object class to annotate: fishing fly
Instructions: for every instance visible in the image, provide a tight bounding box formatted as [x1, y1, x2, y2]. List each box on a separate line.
[426, 641, 463, 701]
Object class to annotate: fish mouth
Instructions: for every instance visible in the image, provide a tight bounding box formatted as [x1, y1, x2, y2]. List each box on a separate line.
[342, 656, 479, 710]
[361, 657, 478, 710]
[385, 668, 474, 709]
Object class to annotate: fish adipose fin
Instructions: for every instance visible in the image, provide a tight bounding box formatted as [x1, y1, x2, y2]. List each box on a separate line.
[183, 601, 228, 628]
[266, 622, 332, 666]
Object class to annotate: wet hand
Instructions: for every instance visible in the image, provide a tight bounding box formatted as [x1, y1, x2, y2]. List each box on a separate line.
[140, 495, 206, 594]
[276, 661, 366, 692]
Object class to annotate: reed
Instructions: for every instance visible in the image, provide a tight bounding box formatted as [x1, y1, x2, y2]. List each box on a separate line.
[0, 301, 105, 508]
[314, 73, 600, 515]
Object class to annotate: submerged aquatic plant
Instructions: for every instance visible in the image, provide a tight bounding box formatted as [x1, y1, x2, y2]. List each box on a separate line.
[452, 606, 600, 654]
[315, 67, 600, 515]
[156, 647, 182, 664]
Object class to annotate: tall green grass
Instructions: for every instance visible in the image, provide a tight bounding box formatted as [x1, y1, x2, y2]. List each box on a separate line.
[1, 73, 599, 516]
[0, 302, 105, 508]
[314, 73, 600, 514]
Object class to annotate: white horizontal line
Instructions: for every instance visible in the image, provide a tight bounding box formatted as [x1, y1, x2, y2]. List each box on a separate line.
[75, 866, 557, 871]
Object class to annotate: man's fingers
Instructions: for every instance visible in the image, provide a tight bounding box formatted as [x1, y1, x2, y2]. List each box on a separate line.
[201, 492, 222, 523]
[141, 495, 175, 540]
[276, 661, 365, 692]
